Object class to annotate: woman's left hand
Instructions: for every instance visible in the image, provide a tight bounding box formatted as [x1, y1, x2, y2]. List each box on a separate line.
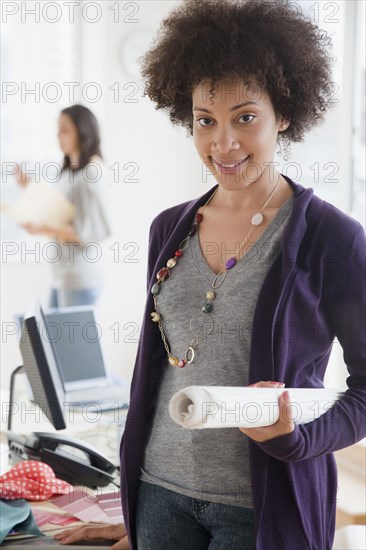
[21, 222, 79, 243]
[21, 222, 56, 237]
[54, 522, 129, 548]
[239, 381, 295, 442]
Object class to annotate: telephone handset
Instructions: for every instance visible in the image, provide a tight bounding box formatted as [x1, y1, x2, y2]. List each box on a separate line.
[6, 431, 117, 488]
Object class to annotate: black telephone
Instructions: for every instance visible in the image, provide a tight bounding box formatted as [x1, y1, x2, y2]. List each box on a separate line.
[6, 431, 117, 488]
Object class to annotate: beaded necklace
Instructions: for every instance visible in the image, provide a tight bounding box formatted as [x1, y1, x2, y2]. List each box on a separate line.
[150, 175, 282, 368]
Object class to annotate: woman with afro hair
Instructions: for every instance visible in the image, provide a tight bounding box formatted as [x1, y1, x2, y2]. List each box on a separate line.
[56, 1, 366, 549]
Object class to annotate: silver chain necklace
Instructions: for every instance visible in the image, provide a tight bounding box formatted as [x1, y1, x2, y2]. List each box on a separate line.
[150, 175, 282, 368]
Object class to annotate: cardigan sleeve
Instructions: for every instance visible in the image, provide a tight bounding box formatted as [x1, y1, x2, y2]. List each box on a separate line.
[256, 225, 366, 462]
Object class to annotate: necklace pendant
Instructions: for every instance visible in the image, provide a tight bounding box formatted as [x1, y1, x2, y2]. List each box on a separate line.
[168, 355, 179, 367]
[251, 212, 264, 226]
[151, 282, 160, 295]
[202, 302, 213, 313]
[157, 267, 170, 281]
[206, 290, 215, 301]
[178, 359, 187, 368]
[225, 257, 237, 270]
[185, 347, 195, 364]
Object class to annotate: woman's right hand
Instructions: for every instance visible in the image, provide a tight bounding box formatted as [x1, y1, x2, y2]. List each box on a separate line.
[248, 381, 285, 388]
[14, 163, 31, 187]
[241, 380, 294, 442]
[54, 522, 130, 549]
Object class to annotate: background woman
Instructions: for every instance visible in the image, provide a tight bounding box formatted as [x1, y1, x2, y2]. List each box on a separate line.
[15, 104, 111, 307]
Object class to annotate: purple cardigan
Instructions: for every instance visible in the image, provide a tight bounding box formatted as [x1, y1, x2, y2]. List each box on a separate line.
[120, 176, 366, 549]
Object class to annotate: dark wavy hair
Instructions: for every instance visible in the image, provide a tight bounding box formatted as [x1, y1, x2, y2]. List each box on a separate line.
[139, 0, 336, 143]
[61, 104, 103, 171]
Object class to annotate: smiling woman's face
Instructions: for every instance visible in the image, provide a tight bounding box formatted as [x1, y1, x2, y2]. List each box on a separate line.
[192, 77, 289, 191]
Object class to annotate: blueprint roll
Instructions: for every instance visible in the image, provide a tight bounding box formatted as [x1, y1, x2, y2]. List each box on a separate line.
[168, 386, 343, 429]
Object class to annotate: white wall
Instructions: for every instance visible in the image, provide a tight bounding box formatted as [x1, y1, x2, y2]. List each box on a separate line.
[1, 1, 356, 392]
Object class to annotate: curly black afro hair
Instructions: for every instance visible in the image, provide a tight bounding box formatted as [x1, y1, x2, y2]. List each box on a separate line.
[139, 0, 336, 143]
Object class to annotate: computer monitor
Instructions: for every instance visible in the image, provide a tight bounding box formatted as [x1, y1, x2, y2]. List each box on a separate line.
[19, 299, 66, 430]
[45, 306, 114, 392]
[17, 305, 129, 409]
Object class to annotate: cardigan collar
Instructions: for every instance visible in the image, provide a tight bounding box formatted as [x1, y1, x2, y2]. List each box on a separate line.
[150, 175, 314, 290]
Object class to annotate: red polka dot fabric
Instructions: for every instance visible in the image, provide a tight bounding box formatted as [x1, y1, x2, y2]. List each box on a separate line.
[0, 461, 73, 501]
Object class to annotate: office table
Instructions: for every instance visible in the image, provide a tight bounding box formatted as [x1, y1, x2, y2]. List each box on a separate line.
[0, 402, 126, 549]
[1, 537, 111, 548]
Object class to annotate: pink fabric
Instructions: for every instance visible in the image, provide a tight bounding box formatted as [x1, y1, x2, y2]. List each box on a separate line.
[0, 461, 73, 501]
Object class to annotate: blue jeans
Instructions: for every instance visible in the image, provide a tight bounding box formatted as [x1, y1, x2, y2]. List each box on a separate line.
[135, 480, 256, 550]
[48, 287, 102, 308]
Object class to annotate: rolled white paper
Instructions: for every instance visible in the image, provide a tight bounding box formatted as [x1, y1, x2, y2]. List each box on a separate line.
[168, 386, 343, 429]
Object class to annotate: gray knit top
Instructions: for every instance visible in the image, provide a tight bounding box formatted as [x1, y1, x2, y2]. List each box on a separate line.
[139, 194, 294, 508]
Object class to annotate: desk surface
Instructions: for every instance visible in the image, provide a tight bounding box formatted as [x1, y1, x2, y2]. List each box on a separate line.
[1, 536, 110, 548]
[0, 419, 124, 548]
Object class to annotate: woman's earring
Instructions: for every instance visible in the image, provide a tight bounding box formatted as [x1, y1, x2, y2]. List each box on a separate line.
[277, 134, 292, 162]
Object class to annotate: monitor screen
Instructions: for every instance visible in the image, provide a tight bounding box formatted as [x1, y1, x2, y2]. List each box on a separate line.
[20, 300, 66, 430]
[45, 308, 106, 385]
